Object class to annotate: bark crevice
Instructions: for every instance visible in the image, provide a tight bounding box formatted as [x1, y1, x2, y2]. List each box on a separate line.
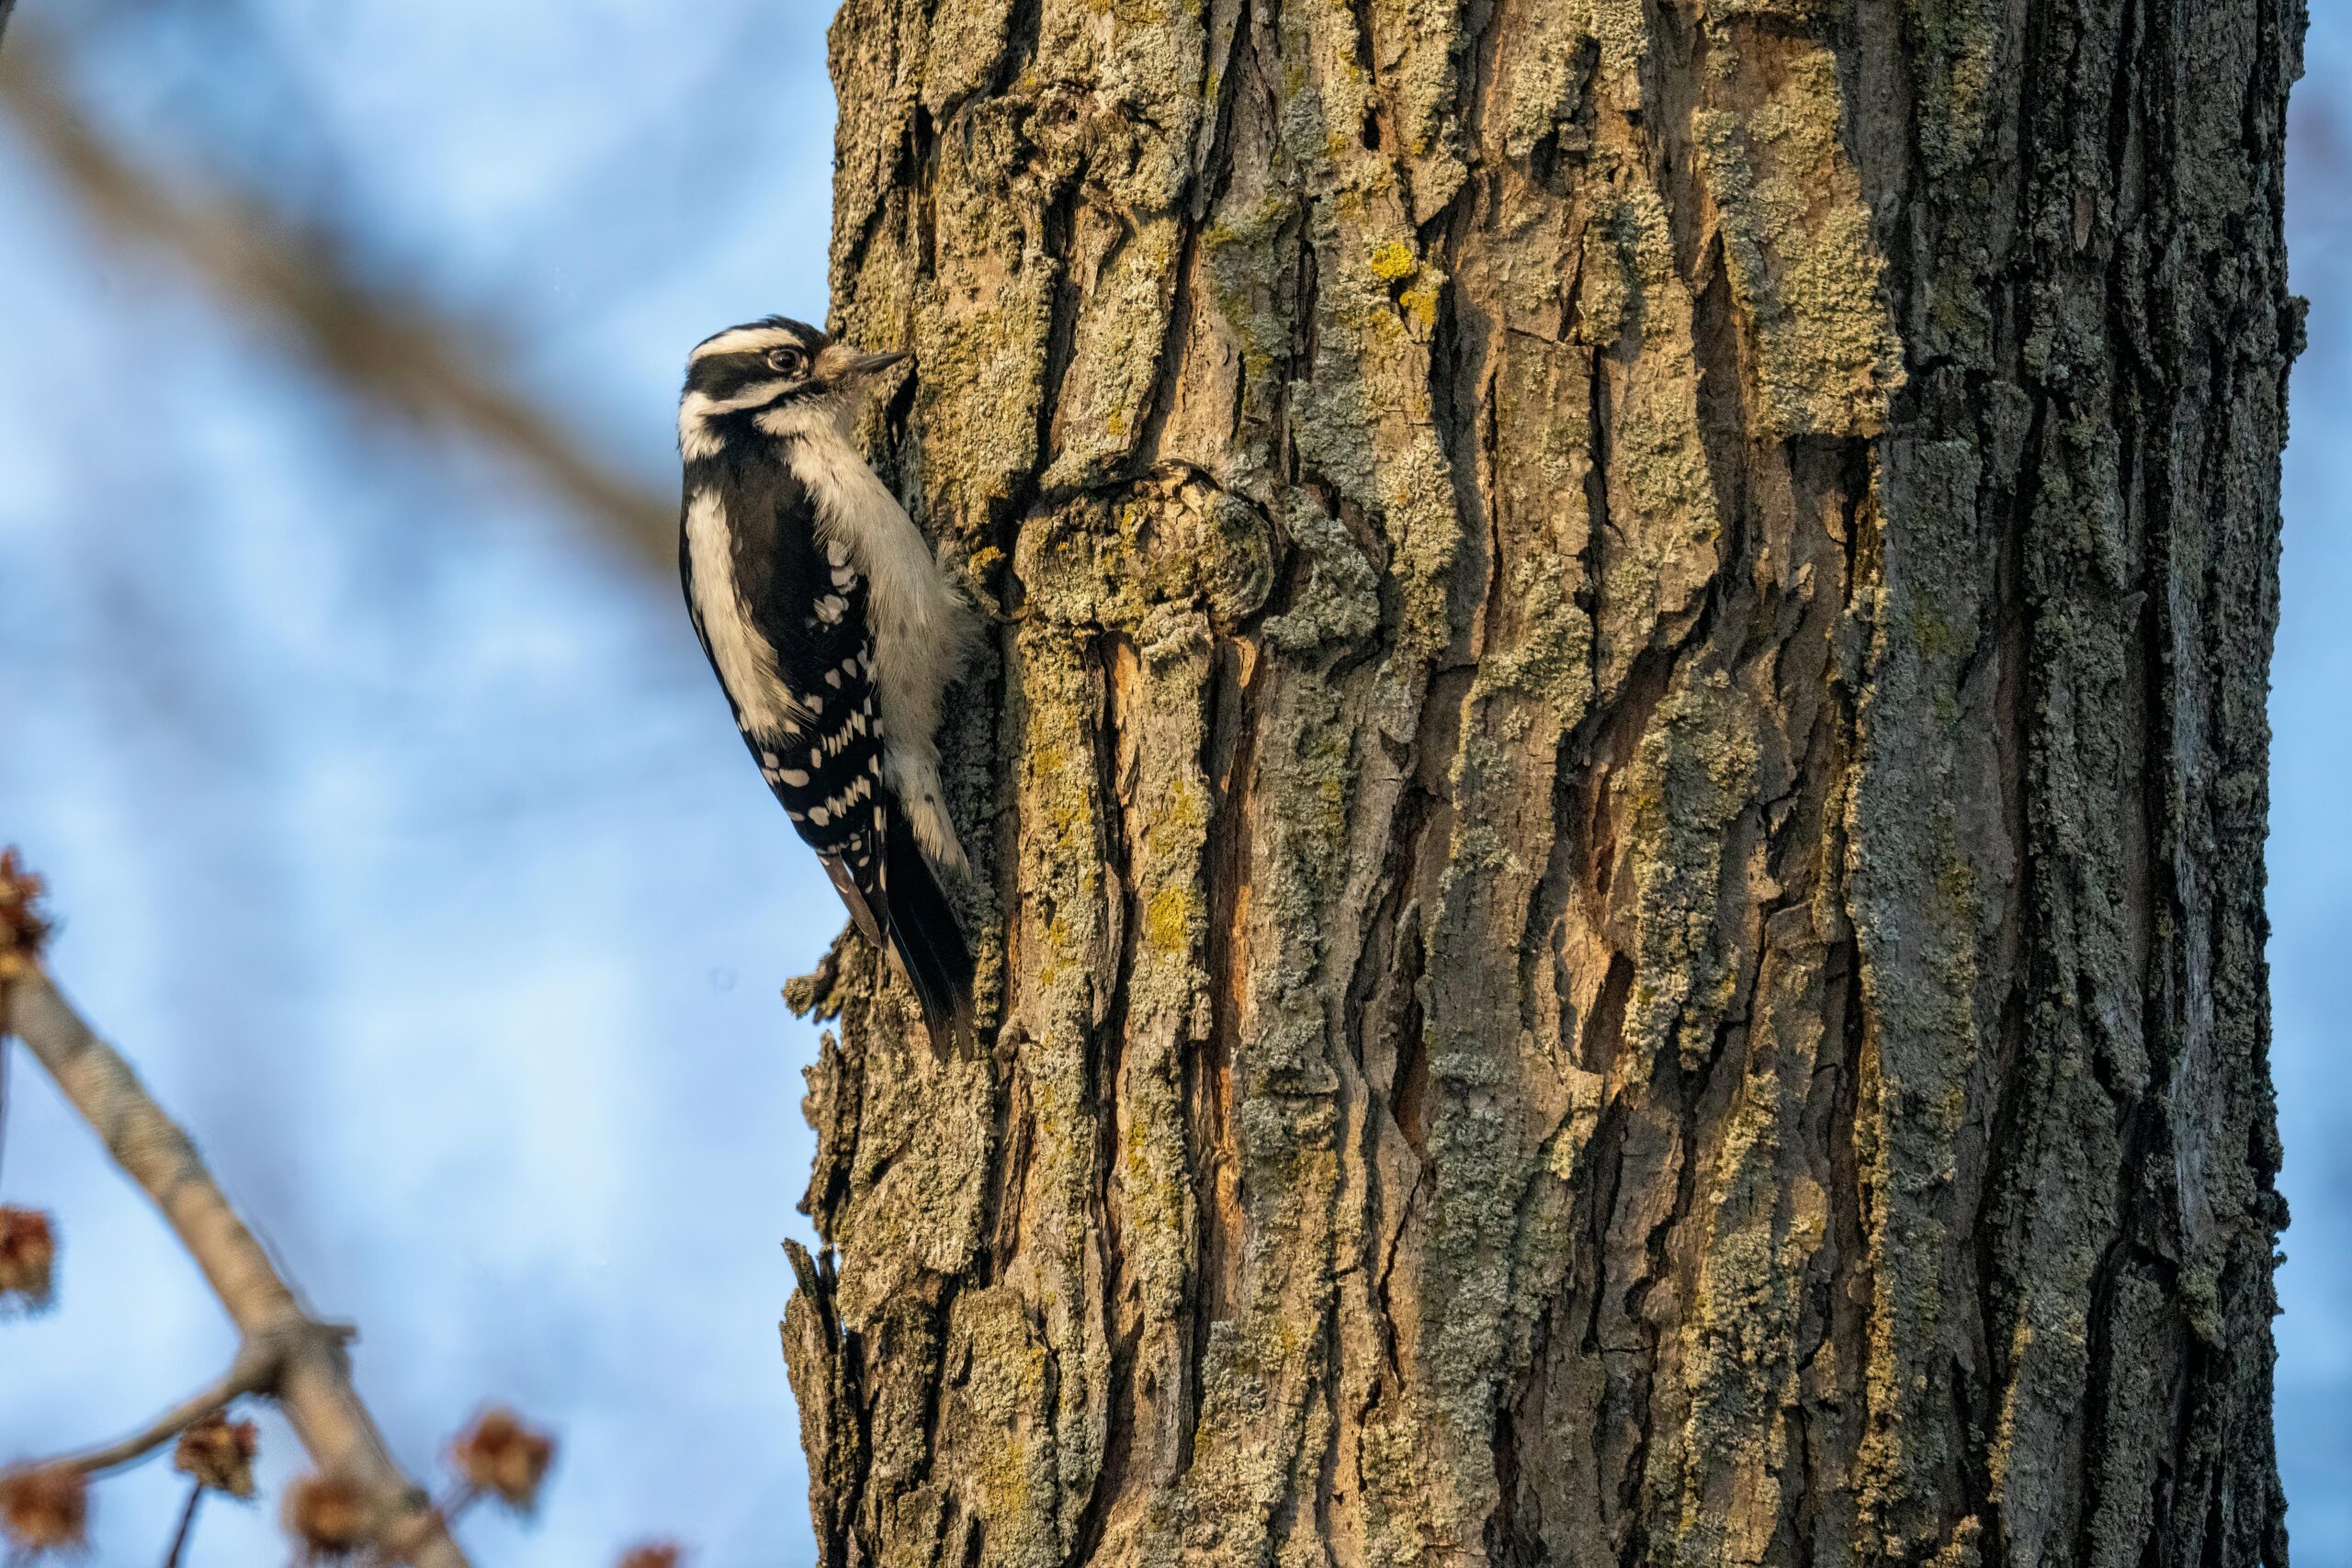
[790, 1, 2300, 1564]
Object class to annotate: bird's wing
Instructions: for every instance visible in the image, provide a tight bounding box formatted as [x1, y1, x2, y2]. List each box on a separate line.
[820, 852, 885, 948]
[728, 464, 971, 1028]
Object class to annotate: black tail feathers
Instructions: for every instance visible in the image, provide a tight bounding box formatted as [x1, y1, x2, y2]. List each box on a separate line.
[882, 811, 974, 1035]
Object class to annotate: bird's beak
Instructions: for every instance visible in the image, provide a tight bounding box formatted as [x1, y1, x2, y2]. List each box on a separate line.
[843, 348, 910, 380]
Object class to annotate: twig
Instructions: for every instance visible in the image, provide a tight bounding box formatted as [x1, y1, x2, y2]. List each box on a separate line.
[0, 39, 672, 572]
[0, 965, 472, 1568]
[160, 1482, 201, 1568]
[49, 1343, 276, 1477]
[35, 1319, 340, 1480]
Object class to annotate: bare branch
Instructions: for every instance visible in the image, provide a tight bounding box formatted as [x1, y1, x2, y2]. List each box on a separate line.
[0, 964, 472, 1568]
[48, 1346, 272, 1477]
[0, 39, 673, 572]
[37, 1322, 334, 1479]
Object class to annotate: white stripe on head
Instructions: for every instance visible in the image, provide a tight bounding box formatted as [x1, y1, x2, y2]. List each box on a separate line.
[689, 326, 813, 364]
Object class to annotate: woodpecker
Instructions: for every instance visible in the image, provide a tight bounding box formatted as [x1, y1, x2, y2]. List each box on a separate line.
[678, 315, 978, 1029]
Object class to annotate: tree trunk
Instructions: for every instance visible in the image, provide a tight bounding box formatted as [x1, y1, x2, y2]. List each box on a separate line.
[785, 3, 2301, 1567]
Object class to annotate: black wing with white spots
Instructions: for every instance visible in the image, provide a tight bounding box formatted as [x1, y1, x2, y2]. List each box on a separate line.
[752, 546, 888, 875]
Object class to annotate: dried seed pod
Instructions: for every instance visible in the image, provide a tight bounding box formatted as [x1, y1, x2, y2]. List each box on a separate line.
[0, 1208, 54, 1311]
[447, 1406, 555, 1514]
[175, 1414, 260, 1497]
[0, 1466, 87, 1558]
[0, 848, 50, 973]
[283, 1472, 374, 1561]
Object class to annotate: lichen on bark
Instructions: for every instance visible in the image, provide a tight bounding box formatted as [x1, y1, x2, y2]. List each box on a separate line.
[784, 2, 2303, 1567]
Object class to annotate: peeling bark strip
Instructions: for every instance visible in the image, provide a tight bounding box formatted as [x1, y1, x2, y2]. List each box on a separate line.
[786, 3, 2301, 1566]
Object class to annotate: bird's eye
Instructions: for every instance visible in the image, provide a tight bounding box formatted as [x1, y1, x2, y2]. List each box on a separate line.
[766, 346, 807, 377]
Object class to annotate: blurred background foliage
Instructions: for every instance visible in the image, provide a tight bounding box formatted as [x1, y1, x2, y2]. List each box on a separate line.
[0, 1, 841, 1561]
[0, 2, 2344, 1563]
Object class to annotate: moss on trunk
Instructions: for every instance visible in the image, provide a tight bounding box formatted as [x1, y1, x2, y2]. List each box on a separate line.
[785, 3, 2302, 1565]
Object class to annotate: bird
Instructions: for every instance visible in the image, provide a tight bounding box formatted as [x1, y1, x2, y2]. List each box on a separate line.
[676, 315, 978, 1031]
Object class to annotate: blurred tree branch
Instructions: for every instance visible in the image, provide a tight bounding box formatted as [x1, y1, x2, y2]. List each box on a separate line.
[1, 849, 656, 1562]
[0, 956, 473, 1568]
[0, 37, 673, 571]
[46, 1344, 282, 1476]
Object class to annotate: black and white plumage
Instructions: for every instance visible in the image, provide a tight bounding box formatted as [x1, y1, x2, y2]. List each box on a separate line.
[677, 315, 978, 1029]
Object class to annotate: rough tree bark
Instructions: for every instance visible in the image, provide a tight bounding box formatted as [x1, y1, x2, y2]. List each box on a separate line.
[783, 4, 2302, 1567]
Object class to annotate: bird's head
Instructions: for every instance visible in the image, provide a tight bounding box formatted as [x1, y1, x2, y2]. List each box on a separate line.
[678, 315, 909, 457]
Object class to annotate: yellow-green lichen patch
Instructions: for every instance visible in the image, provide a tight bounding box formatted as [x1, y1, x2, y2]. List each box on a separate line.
[1014, 471, 1277, 633]
[1368, 237, 1418, 282]
[936, 1288, 1070, 1568]
[1261, 491, 1382, 653]
[1905, 0, 2004, 178]
[1845, 437, 2002, 1551]
[1615, 665, 1762, 1069]
[1498, 0, 1598, 160]
[1585, 0, 1651, 112]
[1577, 174, 1724, 701]
[1667, 906, 1836, 1568]
[1396, 277, 1442, 333]
[1691, 38, 1904, 437]
[830, 1051, 1001, 1330]
[911, 95, 1063, 539]
[1251, 0, 1465, 664]
[1473, 550, 1595, 720]
[1046, 217, 1187, 489]
[1364, 0, 1469, 220]
[921, 0, 1018, 113]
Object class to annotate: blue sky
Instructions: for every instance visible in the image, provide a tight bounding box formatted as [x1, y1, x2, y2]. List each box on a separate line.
[2271, 6, 2352, 1552]
[0, 3, 2344, 1564]
[0, 4, 844, 1562]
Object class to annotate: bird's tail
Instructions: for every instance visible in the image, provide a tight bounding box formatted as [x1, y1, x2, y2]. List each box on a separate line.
[883, 808, 974, 1038]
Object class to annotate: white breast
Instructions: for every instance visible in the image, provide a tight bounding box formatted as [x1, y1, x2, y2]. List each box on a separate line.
[684, 486, 803, 734]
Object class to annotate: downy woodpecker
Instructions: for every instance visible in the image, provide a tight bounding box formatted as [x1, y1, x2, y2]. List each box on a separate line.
[677, 316, 977, 1028]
